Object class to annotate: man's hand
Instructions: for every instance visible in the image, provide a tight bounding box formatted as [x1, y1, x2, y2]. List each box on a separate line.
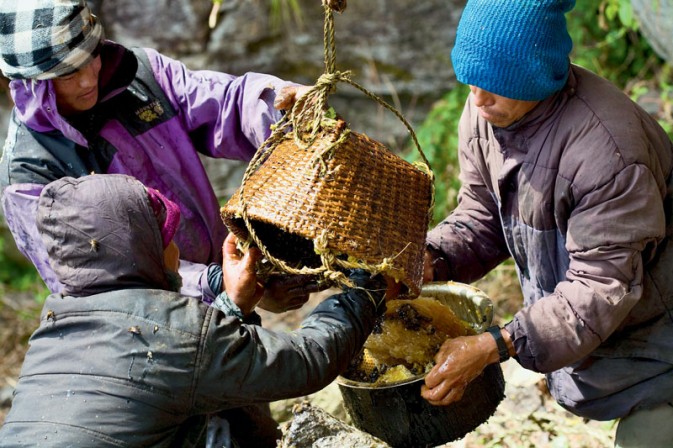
[257, 274, 324, 313]
[420, 332, 499, 406]
[423, 247, 451, 283]
[273, 85, 312, 111]
[384, 276, 402, 302]
[222, 233, 264, 316]
[423, 249, 435, 283]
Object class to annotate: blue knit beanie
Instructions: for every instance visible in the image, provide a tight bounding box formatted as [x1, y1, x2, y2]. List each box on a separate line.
[451, 0, 575, 101]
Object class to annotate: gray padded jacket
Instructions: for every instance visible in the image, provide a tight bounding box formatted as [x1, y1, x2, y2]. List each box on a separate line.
[0, 175, 382, 447]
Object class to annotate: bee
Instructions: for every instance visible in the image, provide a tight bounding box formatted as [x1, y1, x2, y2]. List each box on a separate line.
[153, 325, 159, 334]
[128, 326, 142, 336]
[46, 310, 56, 321]
[89, 239, 99, 252]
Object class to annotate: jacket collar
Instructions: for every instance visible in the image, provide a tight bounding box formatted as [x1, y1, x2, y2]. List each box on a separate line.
[9, 40, 138, 147]
[492, 67, 577, 149]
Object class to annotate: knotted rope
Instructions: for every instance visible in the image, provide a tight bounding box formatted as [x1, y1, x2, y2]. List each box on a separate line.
[235, 1, 435, 289]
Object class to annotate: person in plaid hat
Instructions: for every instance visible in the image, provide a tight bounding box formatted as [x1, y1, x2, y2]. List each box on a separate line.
[0, 1, 317, 309]
[421, 0, 673, 445]
[0, 1, 318, 447]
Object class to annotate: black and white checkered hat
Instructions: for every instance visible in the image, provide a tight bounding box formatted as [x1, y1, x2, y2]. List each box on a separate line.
[0, 0, 104, 80]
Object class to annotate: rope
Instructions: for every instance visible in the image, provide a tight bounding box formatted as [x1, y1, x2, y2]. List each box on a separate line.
[235, 1, 435, 289]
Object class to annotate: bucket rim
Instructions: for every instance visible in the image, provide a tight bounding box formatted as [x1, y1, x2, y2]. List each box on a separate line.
[335, 373, 425, 390]
[421, 281, 493, 332]
[338, 281, 494, 388]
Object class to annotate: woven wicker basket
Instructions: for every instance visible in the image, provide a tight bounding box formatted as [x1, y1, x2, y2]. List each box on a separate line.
[221, 118, 433, 296]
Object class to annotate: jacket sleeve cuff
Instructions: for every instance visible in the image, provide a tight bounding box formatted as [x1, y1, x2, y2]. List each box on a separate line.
[211, 291, 262, 325]
[504, 318, 537, 370]
[206, 263, 223, 297]
[212, 291, 245, 320]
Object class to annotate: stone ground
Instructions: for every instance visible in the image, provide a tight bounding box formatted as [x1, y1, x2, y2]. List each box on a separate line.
[1, 288, 616, 447]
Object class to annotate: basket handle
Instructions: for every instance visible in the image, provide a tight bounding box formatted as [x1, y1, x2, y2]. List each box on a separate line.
[231, 1, 436, 290]
[287, 2, 434, 179]
[246, 2, 434, 185]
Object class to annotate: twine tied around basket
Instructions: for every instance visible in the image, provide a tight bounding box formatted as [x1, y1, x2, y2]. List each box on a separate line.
[232, 0, 435, 291]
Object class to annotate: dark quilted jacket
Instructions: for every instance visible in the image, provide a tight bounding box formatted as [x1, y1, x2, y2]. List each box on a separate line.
[428, 65, 673, 420]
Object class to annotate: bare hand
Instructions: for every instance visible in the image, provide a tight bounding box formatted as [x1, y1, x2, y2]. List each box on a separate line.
[273, 85, 312, 111]
[423, 249, 435, 283]
[384, 276, 402, 302]
[222, 233, 264, 316]
[257, 274, 324, 313]
[420, 333, 496, 406]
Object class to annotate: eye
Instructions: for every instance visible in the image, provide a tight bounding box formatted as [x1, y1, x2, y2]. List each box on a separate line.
[57, 70, 78, 81]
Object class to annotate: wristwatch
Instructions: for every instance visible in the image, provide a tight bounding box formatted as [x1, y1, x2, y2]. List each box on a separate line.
[486, 326, 510, 362]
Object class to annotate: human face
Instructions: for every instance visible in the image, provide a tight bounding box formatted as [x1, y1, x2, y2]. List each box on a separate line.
[52, 55, 102, 116]
[469, 86, 540, 128]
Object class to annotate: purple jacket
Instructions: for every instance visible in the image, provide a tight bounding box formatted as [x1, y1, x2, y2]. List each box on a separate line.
[0, 41, 294, 302]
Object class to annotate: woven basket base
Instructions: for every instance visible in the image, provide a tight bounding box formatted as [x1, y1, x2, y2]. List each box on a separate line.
[227, 217, 323, 270]
[221, 120, 433, 296]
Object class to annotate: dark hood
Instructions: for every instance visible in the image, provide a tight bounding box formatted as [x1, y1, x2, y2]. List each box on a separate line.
[37, 174, 172, 296]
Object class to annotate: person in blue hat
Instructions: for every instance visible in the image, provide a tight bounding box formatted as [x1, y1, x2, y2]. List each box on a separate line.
[421, 0, 673, 446]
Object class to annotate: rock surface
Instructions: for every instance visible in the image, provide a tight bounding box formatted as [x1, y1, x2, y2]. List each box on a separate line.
[632, 0, 673, 65]
[90, 0, 463, 148]
[278, 401, 390, 448]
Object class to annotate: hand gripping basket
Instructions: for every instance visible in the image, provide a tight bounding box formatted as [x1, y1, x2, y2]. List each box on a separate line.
[220, 2, 434, 296]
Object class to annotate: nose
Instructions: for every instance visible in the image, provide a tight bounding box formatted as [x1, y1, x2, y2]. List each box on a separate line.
[75, 62, 99, 89]
[78, 69, 96, 89]
[470, 86, 494, 108]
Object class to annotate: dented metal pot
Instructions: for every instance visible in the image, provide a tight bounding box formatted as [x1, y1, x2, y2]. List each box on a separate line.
[337, 282, 505, 448]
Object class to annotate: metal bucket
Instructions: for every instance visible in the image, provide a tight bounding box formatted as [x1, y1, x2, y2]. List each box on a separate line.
[337, 282, 506, 448]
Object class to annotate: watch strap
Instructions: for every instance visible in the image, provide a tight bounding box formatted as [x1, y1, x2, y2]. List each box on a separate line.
[487, 325, 510, 362]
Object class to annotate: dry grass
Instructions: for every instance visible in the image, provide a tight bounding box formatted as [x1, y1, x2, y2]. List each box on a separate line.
[0, 290, 41, 424]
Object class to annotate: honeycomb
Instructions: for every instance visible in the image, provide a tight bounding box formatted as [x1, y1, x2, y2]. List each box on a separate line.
[343, 296, 476, 386]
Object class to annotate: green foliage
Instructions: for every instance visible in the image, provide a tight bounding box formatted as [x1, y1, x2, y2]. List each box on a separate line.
[210, 0, 303, 32]
[407, 0, 673, 224]
[404, 84, 470, 225]
[566, 0, 658, 86]
[269, 0, 304, 33]
[0, 234, 47, 300]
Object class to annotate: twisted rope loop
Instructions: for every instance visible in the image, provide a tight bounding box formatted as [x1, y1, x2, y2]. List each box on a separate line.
[235, 2, 435, 289]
